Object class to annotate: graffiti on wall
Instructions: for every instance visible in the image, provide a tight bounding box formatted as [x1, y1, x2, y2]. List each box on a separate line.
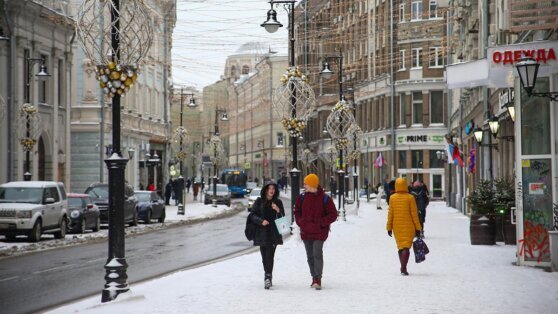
[518, 159, 553, 263]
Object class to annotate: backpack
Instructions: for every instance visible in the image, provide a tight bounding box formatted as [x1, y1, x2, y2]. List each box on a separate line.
[298, 193, 330, 214]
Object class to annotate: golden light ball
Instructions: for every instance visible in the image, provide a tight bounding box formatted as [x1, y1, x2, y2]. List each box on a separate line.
[108, 62, 116, 70]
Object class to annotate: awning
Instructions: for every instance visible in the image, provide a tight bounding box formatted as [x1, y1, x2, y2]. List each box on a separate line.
[446, 59, 489, 89]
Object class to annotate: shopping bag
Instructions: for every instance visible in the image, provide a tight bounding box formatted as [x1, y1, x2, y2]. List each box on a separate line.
[274, 216, 291, 236]
[412, 238, 430, 263]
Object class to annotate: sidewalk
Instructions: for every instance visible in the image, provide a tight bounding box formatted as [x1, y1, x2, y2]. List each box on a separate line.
[48, 201, 558, 314]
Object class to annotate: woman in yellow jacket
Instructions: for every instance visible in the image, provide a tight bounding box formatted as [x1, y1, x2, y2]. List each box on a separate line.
[386, 177, 422, 275]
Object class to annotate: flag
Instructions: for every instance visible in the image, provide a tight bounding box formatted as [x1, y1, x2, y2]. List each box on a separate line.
[468, 145, 476, 174]
[445, 142, 454, 164]
[374, 152, 385, 168]
[452, 145, 464, 167]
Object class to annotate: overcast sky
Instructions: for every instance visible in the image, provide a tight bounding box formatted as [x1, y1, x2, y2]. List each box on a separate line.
[172, 0, 290, 90]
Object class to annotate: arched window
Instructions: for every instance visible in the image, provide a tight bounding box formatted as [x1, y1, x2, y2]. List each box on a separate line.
[230, 66, 236, 78]
[242, 65, 250, 75]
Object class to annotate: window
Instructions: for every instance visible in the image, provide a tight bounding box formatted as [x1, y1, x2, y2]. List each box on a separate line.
[277, 132, 284, 147]
[429, 150, 445, 168]
[411, 0, 422, 21]
[242, 65, 250, 75]
[398, 49, 406, 70]
[398, 150, 407, 169]
[429, 0, 438, 19]
[429, 47, 443, 68]
[412, 92, 423, 125]
[399, 3, 405, 23]
[430, 91, 444, 124]
[412, 150, 424, 169]
[412, 48, 422, 68]
[399, 95, 406, 126]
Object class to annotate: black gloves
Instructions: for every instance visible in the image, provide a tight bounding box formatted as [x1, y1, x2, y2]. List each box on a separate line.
[415, 230, 421, 238]
[387, 230, 392, 237]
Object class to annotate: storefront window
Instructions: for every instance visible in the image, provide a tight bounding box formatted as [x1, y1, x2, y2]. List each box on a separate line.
[430, 91, 444, 124]
[521, 78, 550, 155]
[429, 150, 444, 168]
[398, 150, 407, 169]
[412, 150, 423, 168]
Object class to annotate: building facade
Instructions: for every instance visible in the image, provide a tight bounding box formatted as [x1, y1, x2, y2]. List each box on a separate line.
[225, 43, 288, 182]
[70, 0, 177, 193]
[295, 0, 448, 197]
[0, 0, 74, 186]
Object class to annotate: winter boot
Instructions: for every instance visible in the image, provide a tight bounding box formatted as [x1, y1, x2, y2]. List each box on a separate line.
[311, 277, 322, 290]
[264, 273, 272, 289]
[400, 249, 410, 276]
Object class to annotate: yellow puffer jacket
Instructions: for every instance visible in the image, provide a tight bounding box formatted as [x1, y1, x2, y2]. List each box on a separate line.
[386, 178, 422, 250]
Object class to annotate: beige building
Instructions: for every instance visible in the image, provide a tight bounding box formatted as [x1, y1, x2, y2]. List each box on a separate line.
[70, 0, 177, 193]
[225, 43, 288, 182]
[0, 0, 74, 186]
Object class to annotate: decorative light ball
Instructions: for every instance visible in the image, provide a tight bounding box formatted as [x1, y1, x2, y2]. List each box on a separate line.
[120, 73, 128, 81]
[116, 64, 121, 71]
[101, 75, 109, 83]
[111, 87, 116, 93]
[113, 80, 122, 88]
[108, 62, 116, 70]
[107, 81, 113, 88]
[117, 89, 123, 95]
[103, 87, 109, 94]
[110, 71, 120, 80]
[125, 78, 133, 87]
[127, 70, 134, 77]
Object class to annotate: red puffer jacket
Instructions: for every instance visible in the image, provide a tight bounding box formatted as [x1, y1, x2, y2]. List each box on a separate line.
[294, 187, 338, 241]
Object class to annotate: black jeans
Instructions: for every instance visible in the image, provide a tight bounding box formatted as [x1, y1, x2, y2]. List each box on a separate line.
[260, 245, 277, 275]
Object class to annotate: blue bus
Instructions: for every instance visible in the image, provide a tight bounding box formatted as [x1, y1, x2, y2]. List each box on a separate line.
[220, 169, 248, 197]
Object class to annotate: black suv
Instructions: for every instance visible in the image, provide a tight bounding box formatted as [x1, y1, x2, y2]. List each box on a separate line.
[84, 183, 138, 226]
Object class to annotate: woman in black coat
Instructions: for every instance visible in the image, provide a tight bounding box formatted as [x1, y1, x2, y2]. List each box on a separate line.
[248, 182, 285, 289]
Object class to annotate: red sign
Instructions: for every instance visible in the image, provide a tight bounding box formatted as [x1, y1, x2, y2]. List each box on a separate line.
[491, 48, 556, 65]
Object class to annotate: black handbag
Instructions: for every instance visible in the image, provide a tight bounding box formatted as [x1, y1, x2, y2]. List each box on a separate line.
[245, 214, 257, 241]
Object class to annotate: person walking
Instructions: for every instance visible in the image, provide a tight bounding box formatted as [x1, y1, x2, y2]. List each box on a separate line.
[193, 181, 200, 201]
[248, 182, 285, 289]
[386, 177, 422, 276]
[329, 176, 337, 197]
[164, 179, 173, 205]
[295, 173, 338, 290]
[185, 178, 191, 194]
[409, 180, 430, 237]
[147, 182, 155, 192]
[376, 183, 384, 210]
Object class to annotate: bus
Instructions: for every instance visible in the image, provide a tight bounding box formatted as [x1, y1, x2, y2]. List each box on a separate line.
[220, 169, 248, 197]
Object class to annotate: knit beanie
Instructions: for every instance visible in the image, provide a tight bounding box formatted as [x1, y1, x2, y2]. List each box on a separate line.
[304, 174, 319, 189]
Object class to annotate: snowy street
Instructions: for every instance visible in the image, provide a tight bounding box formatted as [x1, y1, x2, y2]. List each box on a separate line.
[49, 201, 558, 314]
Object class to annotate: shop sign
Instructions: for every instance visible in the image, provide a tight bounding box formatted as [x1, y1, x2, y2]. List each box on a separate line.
[378, 136, 387, 147]
[244, 162, 251, 170]
[489, 42, 557, 67]
[397, 135, 445, 145]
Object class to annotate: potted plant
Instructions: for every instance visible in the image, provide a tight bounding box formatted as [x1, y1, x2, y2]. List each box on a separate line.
[494, 177, 516, 245]
[467, 180, 497, 245]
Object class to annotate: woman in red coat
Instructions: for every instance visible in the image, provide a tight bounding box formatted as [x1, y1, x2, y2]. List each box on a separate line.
[295, 173, 338, 290]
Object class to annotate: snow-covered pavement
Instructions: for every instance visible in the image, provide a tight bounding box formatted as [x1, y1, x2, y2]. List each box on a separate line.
[48, 201, 558, 314]
[0, 191, 244, 258]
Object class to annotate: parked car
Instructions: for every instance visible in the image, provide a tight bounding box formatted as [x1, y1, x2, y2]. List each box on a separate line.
[67, 193, 101, 234]
[0, 181, 68, 242]
[84, 183, 138, 226]
[204, 184, 231, 206]
[247, 187, 262, 209]
[134, 191, 166, 224]
[246, 181, 258, 194]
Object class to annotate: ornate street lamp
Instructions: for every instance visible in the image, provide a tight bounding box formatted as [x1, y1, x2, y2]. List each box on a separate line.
[488, 116, 500, 137]
[19, 57, 50, 181]
[211, 109, 228, 204]
[502, 101, 515, 122]
[473, 127, 484, 144]
[264, 0, 316, 225]
[76, 0, 153, 302]
[515, 57, 558, 101]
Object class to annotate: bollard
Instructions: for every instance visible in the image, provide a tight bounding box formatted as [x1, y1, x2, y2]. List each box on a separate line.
[549, 230, 558, 272]
[177, 203, 184, 215]
[212, 199, 217, 208]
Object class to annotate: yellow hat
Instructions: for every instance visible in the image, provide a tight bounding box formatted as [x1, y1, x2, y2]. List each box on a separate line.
[304, 173, 319, 189]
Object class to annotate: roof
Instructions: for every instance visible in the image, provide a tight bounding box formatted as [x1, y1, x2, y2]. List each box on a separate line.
[0, 181, 60, 188]
[234, 42, 267, 55]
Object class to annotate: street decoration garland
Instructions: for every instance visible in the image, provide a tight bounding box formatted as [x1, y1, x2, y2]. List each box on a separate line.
[326, 99, 356, 141]
[272, 66, 316, 138]
[171, 126, 189, 160]
[76, 0, 153, 99]
[17, 103, 41, 152]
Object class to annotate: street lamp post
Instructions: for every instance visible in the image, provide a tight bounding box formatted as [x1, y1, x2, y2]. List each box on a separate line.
[177, 88, 196, 212]
[516, 57, 558, 101]
[261, 0, 300, 224]
[321, 53, 348, 220]
[212, 109, 228, 204]
[76, 0, 153, 302]
[22, 57, 50, 180]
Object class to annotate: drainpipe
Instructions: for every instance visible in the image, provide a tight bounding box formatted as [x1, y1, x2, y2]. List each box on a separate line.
[5, 0, 15, 181]
[99, 2, 105, 182]
[483, 0, 492, 180]
[268, 56, 274, 180]
[389, 0, 395, 178]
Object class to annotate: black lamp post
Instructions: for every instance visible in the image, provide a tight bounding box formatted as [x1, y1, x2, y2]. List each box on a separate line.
[176, 88, 196, 213]
[23, 57, 50, 181]
[261, 0, 299, 224]
[516, 57, 558, 101]
[321, 53, 346, 219]
[212, 109, 228, 204]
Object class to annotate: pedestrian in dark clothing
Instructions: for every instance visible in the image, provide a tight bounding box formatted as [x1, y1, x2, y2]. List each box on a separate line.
[383, 178, 390, 204]
[173, 179, 183, 205]
[329, 176, 337, 197]
[409, 180, 430, 236]
[193, 182, 200, 201]
[387, 179, 396, 204]
[295, 173, 338, 290]
[186, 179, 191, 193]
[248, 182, 285, 289]
[164, 180, 173, 205]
